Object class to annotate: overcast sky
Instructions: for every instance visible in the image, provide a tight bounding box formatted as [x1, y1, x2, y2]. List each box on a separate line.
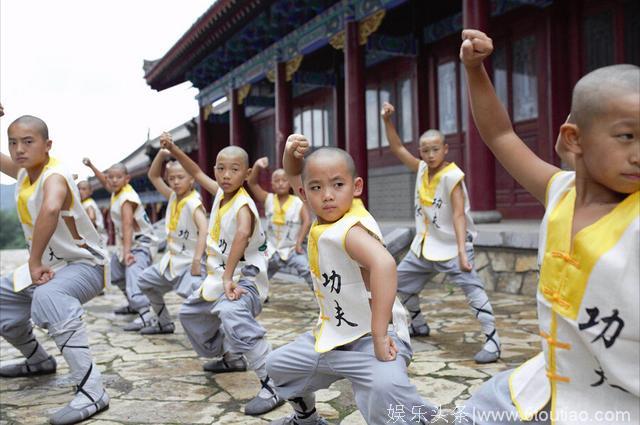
[0, 0, 214, 185]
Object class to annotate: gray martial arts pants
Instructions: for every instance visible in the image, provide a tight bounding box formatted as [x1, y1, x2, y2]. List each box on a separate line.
[397, 247, 499, 352]
[0, 263, 104, 340]
[179, 280, 267, 358]
[138, 265, 203, 325]
[267, 331, 436, 425]
[268, 252, 313, 287]
[455, 369, 550, 424]
[110, 248, 151, 312]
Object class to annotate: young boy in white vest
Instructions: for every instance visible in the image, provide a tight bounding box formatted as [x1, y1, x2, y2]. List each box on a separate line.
[381, 102, 501, 364]
[267, 135, 437, 425]
[247, 156, 313, 290]
[77, 180, 108, 245]
[83, 158, 158, 331]
[0, 115, 110, 424]
[159, 134, 283, 415]
[137, 143, 208, 334]
[457, 29, 639, 424]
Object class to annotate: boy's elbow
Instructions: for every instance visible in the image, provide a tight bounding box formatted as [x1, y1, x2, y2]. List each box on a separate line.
[41, 204, 62, 218]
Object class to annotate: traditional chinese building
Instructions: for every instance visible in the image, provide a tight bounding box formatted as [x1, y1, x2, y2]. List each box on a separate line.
[144, 0, 639, 220]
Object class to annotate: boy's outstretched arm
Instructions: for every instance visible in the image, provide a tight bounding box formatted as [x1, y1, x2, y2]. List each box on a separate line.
[282, 134, 309, 200]
[247, 156, 270, 204]
[86, 205, 97, 226]
[82, 158, 111, 192]
[121, 201, 136, 266]
[222, 205, 253, 301]
[160, 132, 219, 195]
[29, 174, 69, 284]
[451, 183, 472, 272]
[295, 204, 311, 254]
[147, 149, 173, 200]
[0, 153, 20, 179]
[381, 102, 420, 172]
[345, 225, 399, 362]
[461, 29, 559, 203]
[191, 206, 208, 276]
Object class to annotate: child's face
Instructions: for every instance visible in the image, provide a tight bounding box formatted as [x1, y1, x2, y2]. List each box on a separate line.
[573, 92, 640, 194]
[214, 153, 249, 195]
[418, 137, 448, 170]
[107, 168, 130, 193]
[78, 183, 92, 201]
[301, 157, 363, 224]
[7, 122, 51, 171]
[271, 170, 291, 196]
[167, 165, 194, 197]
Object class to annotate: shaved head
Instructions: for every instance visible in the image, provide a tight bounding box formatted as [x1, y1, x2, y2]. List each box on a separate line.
[77, 180, 91, 189]
[9, 115, 49, 140]
[109, 162, 128, 175]
[272, 168, 286, 177]
[217, 146, 249, 167]
[419, 129, 444, 144]
[166, 160, 186, 172]
[571, 64, 640, 130]
[302, 147, 356, 182]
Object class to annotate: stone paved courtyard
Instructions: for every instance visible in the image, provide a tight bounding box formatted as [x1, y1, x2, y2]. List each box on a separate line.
[0, 249, 541, 424]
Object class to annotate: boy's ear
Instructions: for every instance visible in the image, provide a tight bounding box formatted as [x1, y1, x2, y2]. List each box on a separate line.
[125, 175, 131, 184]
[443, 143, 449, 156]
[245, 167, 252, 180]
[298, 186, 308, 202]
[353, 177, 364, 197]
[559, 123, 582, 155]
[46, 139, 53, 152]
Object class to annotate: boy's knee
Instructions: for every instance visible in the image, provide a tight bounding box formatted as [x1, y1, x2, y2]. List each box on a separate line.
[0, 315, 29, 339]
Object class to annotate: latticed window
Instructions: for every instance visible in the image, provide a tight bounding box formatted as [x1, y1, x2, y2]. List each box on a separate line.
[366, 76, 414, 149]
[512, 35, 538, 122]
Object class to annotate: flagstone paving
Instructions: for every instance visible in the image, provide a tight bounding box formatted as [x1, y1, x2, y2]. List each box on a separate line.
[0, 249, 540, 424]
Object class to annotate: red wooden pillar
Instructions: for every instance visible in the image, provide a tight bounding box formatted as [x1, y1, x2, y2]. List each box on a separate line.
[197, 105, 213, 209]
[344, 19, 368, 205]
[230, 88, 245, 148]
[463, 0, 499, 220]
[275, 62, 292, 167]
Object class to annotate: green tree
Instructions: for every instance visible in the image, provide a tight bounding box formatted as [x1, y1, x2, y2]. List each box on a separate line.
[0, 210, 26, 249]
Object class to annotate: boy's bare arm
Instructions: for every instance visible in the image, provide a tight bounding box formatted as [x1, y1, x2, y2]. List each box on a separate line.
[29, 174, 68, 284]
[0, 153, 20, 179]
[247, 157, 270, 204]
[86, 205, 97, 226]
[450, 183, 472, 272]
[283, 134, 309, 201]
[295, 204, 312, 254]
[461, 29, 559, 203]
[381, 103, 420, 172]
[82, 158, 110, 192]
[121, 201, 136, 265]
[159, 132, 219, 195]
[222, 205, 253, 300]
[148, 149, 173, 200]
[345, 225, 399, 362]
[191, 206, 208, 276]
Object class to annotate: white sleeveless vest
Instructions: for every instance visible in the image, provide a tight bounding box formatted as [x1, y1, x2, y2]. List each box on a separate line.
[155, 190, 203, 279]
[264, 193, 304, 261]
[508, 172, 639, 424]
[201, 187, 269, 302]
[13, 157, 109, 292]
[410, 161, 476, 261]
[82, 197, 105, 233]
[308, 199, 410, 353]
[110, 184, 158, 262]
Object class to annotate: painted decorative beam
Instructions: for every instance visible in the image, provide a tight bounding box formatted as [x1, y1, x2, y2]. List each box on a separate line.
[196, 0, 409, 107]
[424, 0, 553, 44]
[366, 33, 416, 57]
